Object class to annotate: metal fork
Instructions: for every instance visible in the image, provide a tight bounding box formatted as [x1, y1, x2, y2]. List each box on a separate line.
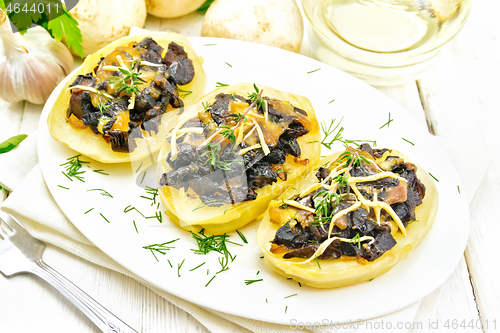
[0, 214, 137, 333]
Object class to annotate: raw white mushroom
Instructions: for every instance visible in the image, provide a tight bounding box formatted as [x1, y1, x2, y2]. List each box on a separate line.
[70, 0, 147, 57]
[146, 0, 207, 18]
[201, 0, 303, 53]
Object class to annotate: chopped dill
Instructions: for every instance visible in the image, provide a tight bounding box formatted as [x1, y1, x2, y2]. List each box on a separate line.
[177, 259, 185, 277]
[457, 185, 460, 194]
[168, 259, 173, 268]
[298, 282, 302, 287]
[58, 185, 69, 190]
[135, 161, 143, 173]
[284, 294, 297, 299]
[146, 211, 163, 223]
[225, 62, 232, 67]
[60, 154, 89, 182]
[307, 68, 321, 74]
[93, 169, 108, 175]
[429, 173, 439, 182]
[124, 205, 145, 217]
[87, 189, 113, 198]
[205, 275, 216, 287]
[142, 238, 179, 255]
[236, 230, 248, 244]
[203, 43, 217, 46]
[140, 172, 146, 184]
[84, 208, 94, 214]
[193, 200, 226, 211]
[379, 112, 393, 129]
[402, 137, 415, 146]
[100, 213, 110, 223]
[141, 186, 159, 206]
[315, 256, 321, 269]
[328, 99, 335, 104]
[215, 82, 229, 88]
[133, 220, 138, 233]
[189, 262, 206, 272]
[244, 279, 263, 285]
[285, 306, 288, 313]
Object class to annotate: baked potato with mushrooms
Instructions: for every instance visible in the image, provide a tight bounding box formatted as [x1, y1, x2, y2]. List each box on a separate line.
[257, 145, 438, 288]
[48, 32, 207, 163]
[158, 83, 320, 234]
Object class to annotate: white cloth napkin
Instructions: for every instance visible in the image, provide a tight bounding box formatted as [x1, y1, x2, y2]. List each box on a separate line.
[0, 131, 485, 333]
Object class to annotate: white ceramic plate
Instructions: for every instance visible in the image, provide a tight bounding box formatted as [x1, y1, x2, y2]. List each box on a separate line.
[38, 37, 469, 325]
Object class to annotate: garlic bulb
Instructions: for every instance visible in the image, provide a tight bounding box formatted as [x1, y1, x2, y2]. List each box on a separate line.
[0, 10, 74, 104]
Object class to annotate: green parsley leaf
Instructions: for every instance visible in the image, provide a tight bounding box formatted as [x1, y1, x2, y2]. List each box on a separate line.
[44, 9, 83, 57]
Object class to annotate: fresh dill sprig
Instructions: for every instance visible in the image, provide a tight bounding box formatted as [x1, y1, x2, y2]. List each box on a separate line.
[87, 189, 113, 198]
[233, 112, 247, 123]
[108, 64, 145, 95]
[247, 83, 265, 111]
[337, 151, 371, 167]
[202, 101, 211, 112]
[142, 238, 180, 255]
[146, 211, 163, 223]
[349, 233, 362, 249]
[178, 87, 192, 99]
[60, 154, 89, 182]
[320, 118, 345, 150]
[244, 279, 263, 285]
[201, 143, 232, 170]
[217, 125, 236, 143]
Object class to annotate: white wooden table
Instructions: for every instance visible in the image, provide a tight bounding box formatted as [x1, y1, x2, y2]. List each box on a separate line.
[1, 1, 499, 332]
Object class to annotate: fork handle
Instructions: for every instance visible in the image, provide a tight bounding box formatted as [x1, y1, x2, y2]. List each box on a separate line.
[30, 259, 137, 333]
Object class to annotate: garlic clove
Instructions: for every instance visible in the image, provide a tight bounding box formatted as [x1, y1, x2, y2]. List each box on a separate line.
[0, 12, 74, 105]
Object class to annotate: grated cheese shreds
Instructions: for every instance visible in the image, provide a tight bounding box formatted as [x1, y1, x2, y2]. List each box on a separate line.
[252, 119, 270, 155]
[128, 93, 136, 110]
[102, 65, 121, 72]
[68, 86, 113, 100]
[282, 200, 316, 214]
[326, 202, 362, 238]
[238, 144, 262, 155]
[116, 55, 127, 68]
[235, 122, 246, 147]
[243, 125, 257, 141]
[292, 235, 375, 265]
[198, 128, 223, 150]
[299, 183, 323, 198]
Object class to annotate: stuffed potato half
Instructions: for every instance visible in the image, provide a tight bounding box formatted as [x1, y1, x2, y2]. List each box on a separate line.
[257, 145, 438, 288]
[48, 32, 207, 163]
[158, 83, 321, 234]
